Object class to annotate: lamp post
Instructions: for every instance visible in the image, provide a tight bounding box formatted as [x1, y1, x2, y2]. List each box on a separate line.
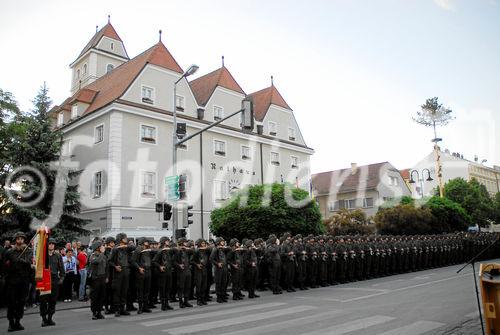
[409, 168, 433, 198]
[172, 64, 199, 240]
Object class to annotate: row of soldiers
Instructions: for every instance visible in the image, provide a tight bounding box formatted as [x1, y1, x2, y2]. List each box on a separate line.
[2, 231, 499, 332]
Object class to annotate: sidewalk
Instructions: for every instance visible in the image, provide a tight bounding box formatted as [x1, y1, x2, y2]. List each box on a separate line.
[432, 317, 482, 335]
[0, 300, 90, 319]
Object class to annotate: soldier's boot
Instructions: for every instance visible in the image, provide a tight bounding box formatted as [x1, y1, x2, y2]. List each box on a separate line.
[41, 315, 50, 327]
[7, 319, 16, 332]
[142, 302, 152, 313]
[197, 298, 204, 306]
[161, 299, 167, 311]
[126, 302, 137, 311]
[183, 298, 193, 308]
[120, 306, 130, 316]
[114, 309, 121, 317]
[47, 314, 56, 326]
[216, 295, 224, 303]
[137, 302, 143, 314]
[232, 294, 240, 300]
[179, 299, 185, 308]
[166, 300, 174, 310]
[15, 320, 24, 331]
[238, 291, 245, 298]
[96, 312, 105, 319]
[92, 312, 99, 320]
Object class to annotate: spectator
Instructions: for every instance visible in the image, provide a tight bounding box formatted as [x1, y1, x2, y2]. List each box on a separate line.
[62, 249, 77, 302]
[77, 246, 88, 301]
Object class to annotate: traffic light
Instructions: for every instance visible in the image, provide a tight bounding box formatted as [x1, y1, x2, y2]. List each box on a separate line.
[175, 228, 187, 239]
[182, 204, 194, 228]
[241, 98, 254, 132]
[176, 122, 186, 139]
[155, 202, 163, 213]
[163, 203, 172, 221]
[179, 174, 187, 200]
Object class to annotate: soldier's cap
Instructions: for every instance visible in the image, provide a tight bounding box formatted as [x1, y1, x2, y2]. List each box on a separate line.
[48, 238, 57, 245]
[229, 238, 239, 247]
[116, 233, 127, 241]
[14, 231, 27, 240]
[268, 234, 277, 240]
[159, 236, 170, 244]
[91, 241, 103, 250]
[195, 238, 205, 246]
[215, 237, 225, 245]
[137, 237, 147, 245]
[177, 237, 187, 245]
[242, 238, 248, 245]
[254, 238, 263, 245]
[148, 239, 156, 244]
[105, 236, 116, 244]
[295, 234, 302, 239]
[245, 240, 253, 248]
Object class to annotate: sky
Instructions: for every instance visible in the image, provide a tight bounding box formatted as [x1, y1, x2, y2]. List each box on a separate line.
[0, 0, 499, 173]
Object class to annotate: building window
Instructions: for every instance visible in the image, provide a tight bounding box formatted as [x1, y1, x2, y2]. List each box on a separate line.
[175, 95, 185, 111]
[141, 86, 154, 104]
[214, 140, 226, 156]
[110, 42, 114, 50]
[328, 202, 337, 212]
[214, 180, 228, 201]
[57, 112, 64, 126]
[288, 127, 296, 141]
[93, 171, 102, 198]
[94, 124, 104, 144]
[271, 152, 280, 166]
[141, 171, 156, 198]
[213, 106, 224, 121]
[241, 145, 251, 160]
[71, 105, 78, 119]
[140, 125, 157, 144]
[106, 64, 114, 73]
[363, 197, 374, 208]
[291, 156, 299, 169]
[77, 69, 80, 78]
[268, 121, 277, 136]
[388, 176, 399, 186]
[83, 64, 87, 75]
[61, 140, 71, 157]
[346, 199, 356, 209]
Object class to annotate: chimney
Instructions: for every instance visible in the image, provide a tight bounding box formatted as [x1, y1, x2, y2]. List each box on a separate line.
[351, 163, 357, 175]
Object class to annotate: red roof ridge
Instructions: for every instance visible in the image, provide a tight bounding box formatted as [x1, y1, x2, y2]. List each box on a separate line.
[248, 84, 291, 121]
[189, 66, 245, 106]
[75, 23, 128, 62]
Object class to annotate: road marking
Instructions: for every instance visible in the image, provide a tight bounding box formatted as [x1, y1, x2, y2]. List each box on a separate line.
[372, 279, 404, 287]
[342, 273, 471, 302]
[295, 296, 343, 302]
[307, 315, 395, 335]
[336, 287, 389, 292]
[142, 302, 286, 327]
[218, 310, 343, 335]
[161, 305, 316, 334]
[376, 320, 445, 335]
[413, 276, 430, 280]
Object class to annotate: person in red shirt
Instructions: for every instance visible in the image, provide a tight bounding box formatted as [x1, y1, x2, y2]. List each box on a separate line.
[77, 246, 88, 301]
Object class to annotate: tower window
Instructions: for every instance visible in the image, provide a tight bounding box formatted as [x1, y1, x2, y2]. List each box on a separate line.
[57, 112, 64, 126]
[106, 64, 114, 73]
[77, 69, 80, 78]
[110, 42, 114, 50]
[141, 86, 154, 104]
[83, 64, 87, 75]
[71, 105, 78, 119]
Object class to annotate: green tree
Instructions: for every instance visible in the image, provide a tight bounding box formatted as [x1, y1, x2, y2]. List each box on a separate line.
[210, 183, 323, 240]
[423, 196, 471, 233]
[443, 178, 494, 228]
[323, 209, 375, 236]
[493, 192, 500, 224]
[374, 204, 434, 235]
[1, 84, 90, 240]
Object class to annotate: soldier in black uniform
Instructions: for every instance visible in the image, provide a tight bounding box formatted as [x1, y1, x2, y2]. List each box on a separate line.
[148, 239, 159, 308]
[294, 235, 308, 290]
[153, 236, 174, 311]
[192, 239, 209, 306]
[280, 237, 296, 292]
[109, 233, 135, 317]
[131, 238, 153, 314]
[89, 241, 107, 320]
[4, 231, 33, 332]
[174, 238, 193, 308]
[266, 235, 282, 294]
[255, 238, 267, 291]
[306, 236, 318, 288]
[243, 239, 259, 298]
[40, 238, 65, 327]
[210, 237, 228, 303]
[103, 236, 115, 315]
[228, 238, 244, 300]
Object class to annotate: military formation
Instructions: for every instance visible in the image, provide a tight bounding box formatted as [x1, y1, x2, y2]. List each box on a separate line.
[1, 231, 499, 332]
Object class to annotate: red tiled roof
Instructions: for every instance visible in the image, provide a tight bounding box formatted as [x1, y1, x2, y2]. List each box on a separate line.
[75, 23, 128, 61]
[57, 41, 183, 116]
[248, 84, 291, 121]
[399, 169, 410, 180]
[312, 162, 392, 195]
[189, 66, 245, 106]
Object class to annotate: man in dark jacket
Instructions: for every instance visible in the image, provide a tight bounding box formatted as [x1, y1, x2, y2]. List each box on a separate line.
[89, 241, 107, 320]
[109, 233, 135, 317]
[227, 238, 244, 300]
[192, 239, 209, 306]
[153, 237, 174, 311]
[243, 240, 259, 299]
[4, 231, 33, 332]
[103, 236, 115, 315]
[40, 238, 65, 327]
[174, 238, 193, 308]
[210, 237, 228, 303]
[131, 238, 153, 314]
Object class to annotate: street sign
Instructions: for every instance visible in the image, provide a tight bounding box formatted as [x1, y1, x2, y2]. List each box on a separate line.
[165, 175, 180, 201]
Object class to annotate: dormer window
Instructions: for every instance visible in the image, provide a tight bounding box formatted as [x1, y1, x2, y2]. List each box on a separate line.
[106, 64, 114, 73]
[288, 127, 296, 141]
[110, 42, 114, 50]
[271, 152, 280, 166]
[268, 121, 277, 136]
[140, 124, 157, 144]
[176, 95, 185, 111]
[291, 156, 299, 169]
[213, 106, 224, 121]
[57, 112, 64, 126]
[71, 105, 78, 119]
[141, 86, 154, 104]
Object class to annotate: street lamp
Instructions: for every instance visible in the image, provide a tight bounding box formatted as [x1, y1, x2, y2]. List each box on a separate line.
[409, 168, 433, 198]
[172, 64, 199, 240]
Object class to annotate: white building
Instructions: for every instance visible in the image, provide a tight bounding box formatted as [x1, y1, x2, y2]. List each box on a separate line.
[409, 149, 500, 198]
[50, 22, 314, 241]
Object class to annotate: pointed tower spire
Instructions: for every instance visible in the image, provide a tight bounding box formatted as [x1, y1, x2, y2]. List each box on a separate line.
[108, 14, 111, 23]
[159, 29, 162, 42]
[221, 55, 225, 67]
[271, 75, 274, 86]
[96, 25, 98, 32]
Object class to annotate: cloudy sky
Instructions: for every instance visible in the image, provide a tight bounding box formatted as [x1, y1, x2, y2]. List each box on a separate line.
[1, 0, 498, 173]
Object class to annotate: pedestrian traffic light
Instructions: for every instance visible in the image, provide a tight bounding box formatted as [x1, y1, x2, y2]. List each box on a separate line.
[155, 202, 163, 213]
[241, 98, 254, 132]
[176, 122, 186, 139]
[163, 203, 172, 221]
[175, 228, 187, 239]
[179, 174, 187, 200]
[182, 204, 194, 228]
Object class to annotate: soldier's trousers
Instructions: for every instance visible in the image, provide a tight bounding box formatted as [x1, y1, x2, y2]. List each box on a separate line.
[283, 260, 295, 289]
[90, 276, 106, 314]
[158, 271, 172, 303]
[176, 269, 191, 299]
[296, 260, 307, 288]
[205, 265, 213, 299]
[136, 270, 151, 304]
[40, 278, 59, 317]
[214, 266, 228, 298]
[150, 270, 159, 304]
[327, 260, 335, 284]
[112, 268, 130, 309]
[257, 261, 268, 289]
[307, 259, 318, 286]
[245, 266, 258, 296]
[230, 267, 242, 294]
[104, 273, 113, 310]
[268, 261, 281, 292]
[318, 260, 327, 285]
[194, 268, 207, 300]
[6, 280, 29, 321]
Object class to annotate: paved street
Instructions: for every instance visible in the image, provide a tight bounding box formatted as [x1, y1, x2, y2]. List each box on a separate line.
[1, 259, 493, 335]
